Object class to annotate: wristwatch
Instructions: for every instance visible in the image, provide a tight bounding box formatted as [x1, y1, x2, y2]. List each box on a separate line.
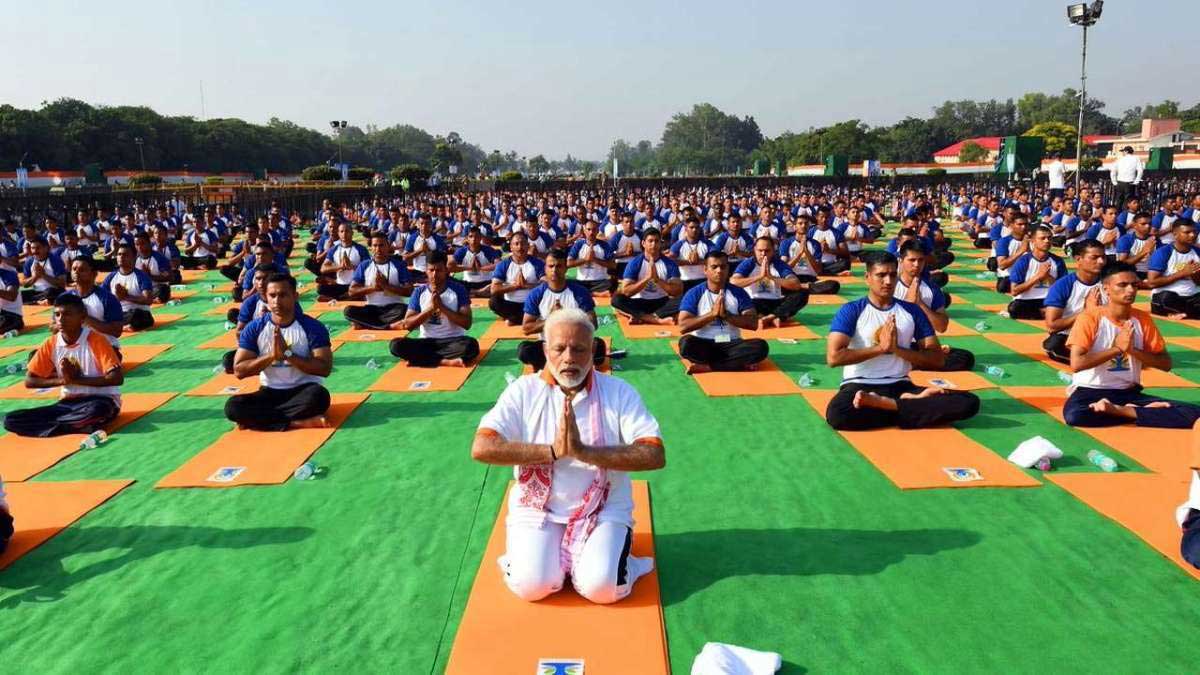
[283, 349, 294, 359]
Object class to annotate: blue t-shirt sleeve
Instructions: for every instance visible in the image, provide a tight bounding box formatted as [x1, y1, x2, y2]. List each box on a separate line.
[522, 285, 543, 316]
[731, 285, 754, 313]
[679, 284, 701, 315]
[135, 270, 153, 292]
[927, 284, 947, 312]
[1054, 257, 1068, 278]
[302, 315, 332, 350]
[1148, 245, 1171, 273]
[1009, 255, 1029, 285]
[237, 297, 256, 324]
[237, 318, 264, 352]
[1115, 234, 1133, 255]
[491, 259, 508, 281]
[352, 260, 368, 285]
[829, 300, 863, 336]
[621, 258, 639, 280]
[1043, 276, 1072, 308]
[573, 285, 595, 312]
[453, 282, 469, 310]
[733, 258, 754, 277]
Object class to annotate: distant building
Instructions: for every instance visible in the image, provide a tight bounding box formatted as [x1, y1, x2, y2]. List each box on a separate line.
[1089, 119, 1197, 157]
[932, 137, 1002, 165]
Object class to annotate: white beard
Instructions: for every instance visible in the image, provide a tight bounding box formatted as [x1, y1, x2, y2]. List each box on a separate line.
[551, 362, 592, 389]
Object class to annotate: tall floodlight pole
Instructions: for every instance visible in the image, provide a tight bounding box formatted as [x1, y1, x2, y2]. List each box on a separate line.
[1067, 1, 1103, 193]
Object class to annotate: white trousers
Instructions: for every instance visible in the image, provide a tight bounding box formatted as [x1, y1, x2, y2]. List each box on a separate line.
[499, 519, 651, 604]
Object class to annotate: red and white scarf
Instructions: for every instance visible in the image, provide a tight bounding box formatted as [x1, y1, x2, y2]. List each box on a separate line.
[517, 374, 610, 574]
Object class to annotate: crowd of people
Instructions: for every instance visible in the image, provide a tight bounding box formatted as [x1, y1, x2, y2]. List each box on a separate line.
[2, 178, 1200, 590]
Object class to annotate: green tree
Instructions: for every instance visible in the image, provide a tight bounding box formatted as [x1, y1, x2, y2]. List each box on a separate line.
[876, 118, 941, 163]
[958, 141, 989, 163]
[657, 103, 762, 175]
[527, 154, 551, 174]
[1023, 121, 1077, 156]
[301, 165, 340, 181]
[1017, 89, 1116, 134]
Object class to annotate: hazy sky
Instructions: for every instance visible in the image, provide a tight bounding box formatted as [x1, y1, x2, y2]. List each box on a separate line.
[2, 0, 1197, 160]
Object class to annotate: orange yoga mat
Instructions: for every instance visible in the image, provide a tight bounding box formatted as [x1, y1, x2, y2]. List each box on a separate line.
[910, 369, 996, 391]
[797, 389, 1041, 490]
[0, 346, 29, 359]
[156, 288, 198, 303]
[670, 342, 802, 397]
[333, 326, 409, 343]
[124, 312, 185, 333]
[0, 392, 177, 481]
[20, 312, 52, 332]
[186, 344, 342, 396]
[198, 330, 239, 350]
[975, 304, 1043, 330]
[1048, 472, 1200, 581]
[179, 269, 213, 282]
[807, 294, 849, 306]
[22, 305, 52, 316]
[0, 344, 173, 399]
[1001, 385, 1193, 480]
[368, 338, 496, 393]
[445, 480, 668, 675]
[948, 274, 998, 290]
[616, 314, 681, 339]
[0, 479, 134, 571]
[481, 320, 532, 341]
[155, 393, 368, 488]
[1166, 336, 1200, 351]
[203, 302, 241, 317]
[742, 321, 822, 341]
[983, 332, 1197, 387]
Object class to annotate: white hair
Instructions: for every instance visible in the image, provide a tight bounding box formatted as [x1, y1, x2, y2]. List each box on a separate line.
[542, 307, 594, 342]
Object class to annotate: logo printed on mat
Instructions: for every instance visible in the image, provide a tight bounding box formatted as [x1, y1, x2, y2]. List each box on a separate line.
[943, 467, 982, 482]
[537, 659, 584, 675]
[777, 337, 798, 344]
[359, 333, 377, 341]
[409, 381, 432, 390]
[219, 385, 243, 394]
[208, 466, 246, 483]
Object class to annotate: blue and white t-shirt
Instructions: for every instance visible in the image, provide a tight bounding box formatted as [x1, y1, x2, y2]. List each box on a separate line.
[237, 313, 331, 389]
[1085, 223, 1124, 255]
[452, 245, 501, 284]
[712, 231, 754, 263]
[992, 236, 1027, 280]
[186, 229, 219, 257]
[1044, 273, 1104, 333]
[1148, 244, 1200, 297]
[829, 297, 934, 385]
[679, 283, 753, 341]
[410, 281, 471, 339]
[733, 257, 796, 300]
[352, 257, 411, 306]
[66, 286, 125, 346]
[492, 257, 546, 303]
[22, 255, 66, 291]
[237, 294, 305, 325]
[567, 239, 613, 282]
[669, 238, 714, 281]
[523, 281, 596, 322]
[1115, 234, 1156, 273]
[894, 276, 948, 313]
[1008, 253, 1067, 300]
[780, 236, 821, 277]
[0, 268, 22, 315]
[134, 251, 173, 280]
[622, 256, 681, 300]
[807, 227, 844, 265]
[404, 232, 446, 273]
[326, 242, 369, 285]
[101, 268, 154, 312]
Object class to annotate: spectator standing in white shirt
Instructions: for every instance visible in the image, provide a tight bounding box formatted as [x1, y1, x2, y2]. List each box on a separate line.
[1111, 146, 1143, 207]
[1046, 153, 1068, 200]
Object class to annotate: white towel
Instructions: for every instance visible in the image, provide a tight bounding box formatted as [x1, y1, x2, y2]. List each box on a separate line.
[1007, 436, 1064, 468]
[691, 642, 782, 675]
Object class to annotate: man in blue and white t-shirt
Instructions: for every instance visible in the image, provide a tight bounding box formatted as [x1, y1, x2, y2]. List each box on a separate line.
[100, 242, 155, 332]
[389, 250, 481, 367]
[667, 216, 714, 293]
[450, 226, 501, 296]
[612, 228, 683, 326]
[730, 237, 809, 329]
[517, 249, 606, 371]
[1147, 218, 1200, 319]
[823, 251, 980, 431]
[489, 231, 546, 326]
[894, 241, 975, 372]
[343, 232, 412, 331]
[227, 273, 333, 432]
[0, 264, 23, 335]
[1007, 225, 1067, 320]
[319, 222, 369, 301]
[566, 220, 616, 295]
[1115, 211, 1157, 279]
[677, 250, 768, 373]
[1042, 239, 1107, 364]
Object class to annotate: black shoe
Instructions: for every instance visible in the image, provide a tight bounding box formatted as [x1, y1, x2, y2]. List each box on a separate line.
[0, 509, 13, 554]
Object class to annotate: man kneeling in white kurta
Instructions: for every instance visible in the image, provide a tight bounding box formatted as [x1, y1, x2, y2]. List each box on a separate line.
[472, 307, 666, 603]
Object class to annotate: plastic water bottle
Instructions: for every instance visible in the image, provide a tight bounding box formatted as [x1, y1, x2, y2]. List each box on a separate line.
[0, 329, 18, 339]
[79, 430, 108, 450]
[985, 365, 1005, 379]
[365, 358, 381, 370]
[974, 272, 989, 280]
[172, 284, 186, 291]
[211, 364, 224, 374]
[5, 363, 20, 375]
[1057, 370, 1073, 384]
[797, 373, 814, 388]
[206, 283, 216, 291]
[223, 321, 236, 331]
[1087, 450, 1118, 472]
[1035, 456, 1053, 472]
[212, 296, 228, 304]
[166, 299, 182, 306]
[293, 461, 319, 481]
[998, 311, 1011, 319]
[504, 372, 517, 385]
[974, 320, 988, 332]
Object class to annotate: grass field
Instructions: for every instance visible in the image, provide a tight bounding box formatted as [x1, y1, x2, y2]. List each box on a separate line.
[1, 226, 1199, 673]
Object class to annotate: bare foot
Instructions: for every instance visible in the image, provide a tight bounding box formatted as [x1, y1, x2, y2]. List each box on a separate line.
[1169, 313, 1188, 321]
[651, 315, 675, 326]
[685, 362, 712, 375]
[289, 416, 328, 430]
[760, 317, 778, 330]
[440, 358, 466, 367]
[1141, 401, 1172, 409]
[901, 386, 947, 400]
[505, 318, 520, 326]
[628, 314, 647, 325]
[388, 321, 407, 330]
[1087, 398, 1136, 420]
[853, 390, 899, 411]
[317, 295, 331, 303]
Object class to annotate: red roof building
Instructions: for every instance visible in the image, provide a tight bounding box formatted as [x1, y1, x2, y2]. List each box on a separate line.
[932, 136, 1003, 164]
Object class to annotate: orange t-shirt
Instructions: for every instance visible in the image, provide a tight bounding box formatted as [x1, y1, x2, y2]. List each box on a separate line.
[27, 326, 122, 404]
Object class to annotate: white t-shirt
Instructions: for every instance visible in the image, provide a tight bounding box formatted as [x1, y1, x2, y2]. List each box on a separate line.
[478, 371, 661, 527]
[1066, 308, 1164, 394]
[829, 297, 935, 385]
[1047, 160, 1066, 190]
[411, 281, 470, 339]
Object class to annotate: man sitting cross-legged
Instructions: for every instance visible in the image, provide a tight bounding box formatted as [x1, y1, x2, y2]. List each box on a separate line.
[3, 294, 123, 437]
[677, 250, 768, 373]
[220, 263, 298, 373]
[343, 232, 412, 331]
[489, 231, 546, 326]
[611, 227, 683, 325]
[100, 242, 156, 331]
[388, 250, 481, 367]
[1006, 225, 1067, 320]
[471, 307, 665, 604]
[567, 220, 617, 295]
[318, 221, 369, 301]
[1062, 261, 1200, 428]
[1042, 239, 1107, 364]
[226, 273, 332, 431]
[450, 226, 501, 298]
[730, 236, 809, 329]
[65, 256, 125, 359]
[1146, 217, 1200, 320]
[823, 252, 981, 431]
[894, 241, 975, 371]
[518, 248, 606, 371]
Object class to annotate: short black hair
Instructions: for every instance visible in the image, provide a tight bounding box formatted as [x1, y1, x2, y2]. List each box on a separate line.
[426, 249, 449, 266]
[705, 250, 729, 264]
[54, 292, 86, 314]
[1133, 211, 1152, 222]
[642, 227, 662, 240]
[71, 256, 96, 270]
[546, 247, 568, 262]
[863, 251, 897, 272]
[1072, 239, 1105, 257]
[1031, 224, 1054, 238]
[264, 272, 297, 291]
[897, 240, 926, 259]
[1173, 217, 1195, 230]
[253, 263, 279, 277]
[1101, 260, 1138, 281]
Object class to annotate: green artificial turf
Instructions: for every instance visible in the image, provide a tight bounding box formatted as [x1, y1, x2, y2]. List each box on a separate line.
[1, 235, 1198, 674]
